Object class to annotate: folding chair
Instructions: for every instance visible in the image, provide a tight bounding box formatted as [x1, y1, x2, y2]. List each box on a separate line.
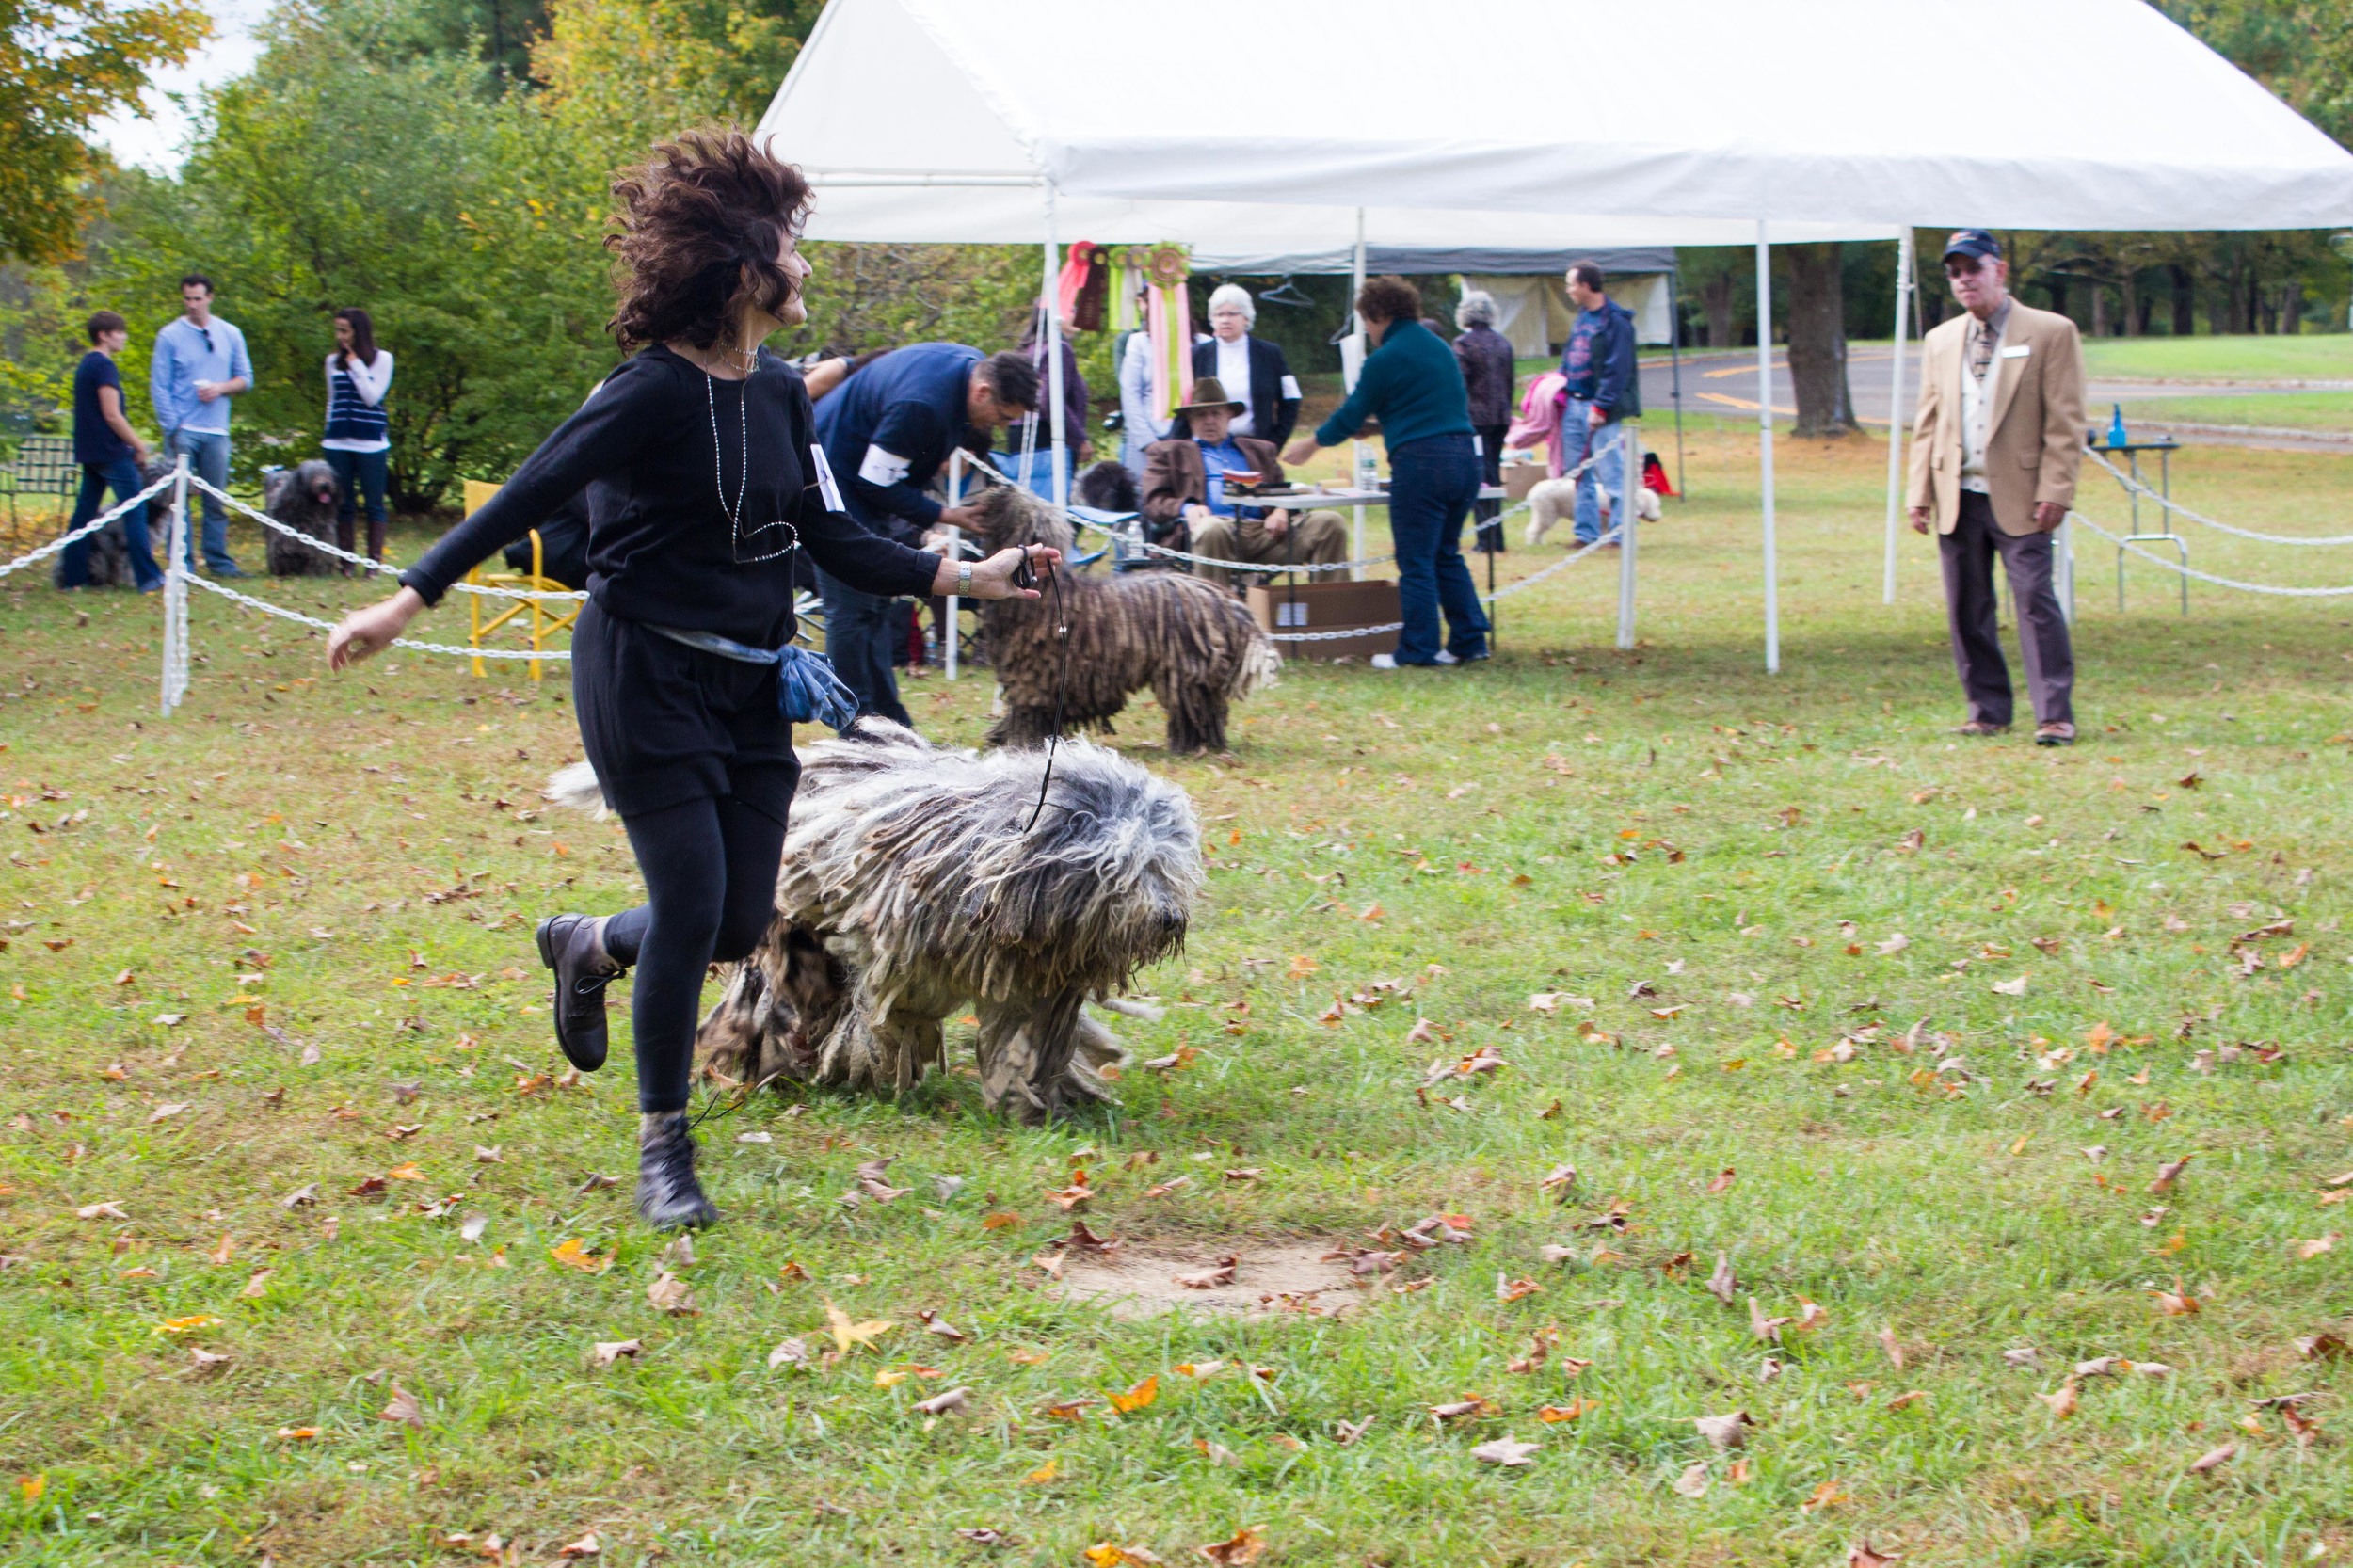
[461, 479, 579, 680]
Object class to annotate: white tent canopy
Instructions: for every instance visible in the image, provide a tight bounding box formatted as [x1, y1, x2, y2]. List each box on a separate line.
[776, 0, 2353, 232]
[760, 0, 2353, 669]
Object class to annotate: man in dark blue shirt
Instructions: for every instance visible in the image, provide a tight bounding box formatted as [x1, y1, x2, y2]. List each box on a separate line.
[811, 344, 1036, 725]
[1558, 263, 1642, 546]
[56, 311, 165, 592]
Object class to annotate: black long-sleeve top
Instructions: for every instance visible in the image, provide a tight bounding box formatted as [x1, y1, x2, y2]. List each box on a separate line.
[402, 345, 941, 648]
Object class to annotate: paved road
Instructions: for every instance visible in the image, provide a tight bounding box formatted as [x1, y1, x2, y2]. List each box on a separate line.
[1639, 349, 2351, 447]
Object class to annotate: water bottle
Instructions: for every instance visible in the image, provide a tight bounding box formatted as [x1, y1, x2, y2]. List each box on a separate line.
[2106, 404, 2127, 449]
[1355, 448, 1379, 493]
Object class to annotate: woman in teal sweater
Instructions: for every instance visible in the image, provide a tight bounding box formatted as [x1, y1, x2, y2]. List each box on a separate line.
[1284, 276, 1489, 667]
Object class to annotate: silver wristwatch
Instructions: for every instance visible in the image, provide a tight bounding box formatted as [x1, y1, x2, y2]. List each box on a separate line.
[957, 561, 973, 595]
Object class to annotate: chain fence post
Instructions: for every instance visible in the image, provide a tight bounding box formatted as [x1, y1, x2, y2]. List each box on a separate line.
[160, 454, 191, 717]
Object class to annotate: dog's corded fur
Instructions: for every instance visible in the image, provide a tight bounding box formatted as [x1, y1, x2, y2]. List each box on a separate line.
[961, 482, 1279, 754]
[264, 459, 343, 577]
[547, 718, 1202, 1123]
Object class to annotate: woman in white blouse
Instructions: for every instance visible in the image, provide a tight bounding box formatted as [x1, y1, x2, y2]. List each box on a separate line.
[322, 307, 394, 564]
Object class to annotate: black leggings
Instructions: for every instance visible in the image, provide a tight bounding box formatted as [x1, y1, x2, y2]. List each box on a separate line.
[600, 794, 788, 1112]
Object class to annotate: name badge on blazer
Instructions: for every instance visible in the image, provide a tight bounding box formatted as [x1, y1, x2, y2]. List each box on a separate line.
[1999, 344, 2031, 359]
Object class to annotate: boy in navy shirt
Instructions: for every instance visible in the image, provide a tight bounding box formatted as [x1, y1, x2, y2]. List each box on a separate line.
[56, 311, 164, 591]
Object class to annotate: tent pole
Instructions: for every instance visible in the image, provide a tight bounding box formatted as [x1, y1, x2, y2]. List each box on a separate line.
[1349, 207, 1369, 580]
[1044, 182, 1067, 514]
[1881, 226, 1914, 604]
[1755, 220, 1779, 674]
[1669, 267, 1687, 499]
[1615, 418, 1641, 648]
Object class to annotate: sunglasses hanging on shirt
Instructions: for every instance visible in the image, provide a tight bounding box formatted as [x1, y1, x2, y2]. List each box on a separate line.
[701, 359, 800, 565]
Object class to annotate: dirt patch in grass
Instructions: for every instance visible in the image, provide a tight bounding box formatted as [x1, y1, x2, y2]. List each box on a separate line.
[1059, 1239, 1369, 1320]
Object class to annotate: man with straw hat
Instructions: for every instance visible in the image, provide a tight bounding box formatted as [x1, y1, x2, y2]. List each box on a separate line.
[1141, 376, 1348, 592]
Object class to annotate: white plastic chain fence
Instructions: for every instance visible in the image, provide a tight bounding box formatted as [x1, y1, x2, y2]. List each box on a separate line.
[190, 476, 586, 600]
[2066, 509, 2353, 597]
[2087, 449, 2353, 548]
[0, 471, 176, 580]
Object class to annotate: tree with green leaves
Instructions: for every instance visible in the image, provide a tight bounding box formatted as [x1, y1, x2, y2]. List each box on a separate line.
[0, 0, 210, 264]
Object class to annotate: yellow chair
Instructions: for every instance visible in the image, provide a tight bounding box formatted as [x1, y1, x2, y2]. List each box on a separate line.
[461, 479, 578, 680]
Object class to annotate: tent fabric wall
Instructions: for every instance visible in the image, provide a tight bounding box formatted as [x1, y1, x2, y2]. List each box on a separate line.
[1467, 272, 1673, 357]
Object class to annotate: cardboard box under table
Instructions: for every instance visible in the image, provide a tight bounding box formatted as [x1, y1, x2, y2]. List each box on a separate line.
[1246, 579, 1401, 662]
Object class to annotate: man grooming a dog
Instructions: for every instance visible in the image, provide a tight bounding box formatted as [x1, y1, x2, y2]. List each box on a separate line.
[1907, 229, 2085, 746]
[811, 344, 1038, 726]
[1143, 376, 1347, 591]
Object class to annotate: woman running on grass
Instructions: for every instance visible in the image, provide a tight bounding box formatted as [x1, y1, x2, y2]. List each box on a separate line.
[325, 130, 1053, 1229]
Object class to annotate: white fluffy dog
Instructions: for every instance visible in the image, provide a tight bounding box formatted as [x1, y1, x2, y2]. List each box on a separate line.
[1524, 474, 1661, 548]
[550, 719, 1202, 1123]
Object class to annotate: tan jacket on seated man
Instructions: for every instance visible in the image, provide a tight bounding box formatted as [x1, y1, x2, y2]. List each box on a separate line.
[1142, 376, 1348, 591]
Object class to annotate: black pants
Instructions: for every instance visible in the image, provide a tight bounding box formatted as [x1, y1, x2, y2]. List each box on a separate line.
[572, 602, 800, 1112]
[1938, 491, 2074, 728]
[600, 797, 785, 1113]
[325, 447, 389, 563]
[1472, 423, 1508, 549]
[816, 565, 914, 727]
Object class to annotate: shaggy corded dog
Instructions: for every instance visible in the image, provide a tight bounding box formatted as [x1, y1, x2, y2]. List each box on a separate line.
[264, 458, 343, 576]
[549, 719, 1201, 1123]
[959, 481, 1278, 754]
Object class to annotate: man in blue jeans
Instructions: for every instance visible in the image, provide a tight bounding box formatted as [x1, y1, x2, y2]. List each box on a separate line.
[1558, 262, 1641, 546]
[811, 344, 1034, 725]
[56, 311, 164, 592]
[150, 273, 252, 576]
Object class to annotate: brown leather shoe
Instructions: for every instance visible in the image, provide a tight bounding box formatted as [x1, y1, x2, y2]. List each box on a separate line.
[2034, 722, 2077, 747]
[1953, 720, 2010, 737]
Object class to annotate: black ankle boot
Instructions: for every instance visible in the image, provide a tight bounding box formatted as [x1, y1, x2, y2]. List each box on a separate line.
[536, 913, 619, 1073]
[637, 1112, 719, 1230]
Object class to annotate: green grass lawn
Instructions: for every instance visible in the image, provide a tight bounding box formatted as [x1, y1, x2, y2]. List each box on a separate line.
[2086, 335, 2353, 385]
[5, 427, 2352, 1566]
[2120, 392, 2353, 433]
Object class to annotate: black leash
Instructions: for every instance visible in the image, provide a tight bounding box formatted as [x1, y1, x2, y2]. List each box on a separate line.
[1019, 545, 1068, 834]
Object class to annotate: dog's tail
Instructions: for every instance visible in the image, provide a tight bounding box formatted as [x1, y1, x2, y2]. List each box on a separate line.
[544, 760, 610, 819]
[1228, 611, 1282, 702]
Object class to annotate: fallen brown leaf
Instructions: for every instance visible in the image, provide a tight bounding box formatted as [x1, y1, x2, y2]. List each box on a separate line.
[2188, 1441, 2238, 1474]
[1196, 1525, 1270, 1564]
[377, 1383, 424, 1428]
[1470, 1436, 1540, 1467]
[1693, 1411, 1755, 1449]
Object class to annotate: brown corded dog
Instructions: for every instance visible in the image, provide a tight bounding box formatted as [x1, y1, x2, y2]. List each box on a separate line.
[959, 479, 1278, 754]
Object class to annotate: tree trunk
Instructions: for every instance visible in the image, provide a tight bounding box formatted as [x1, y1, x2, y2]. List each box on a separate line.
[2120, 272, 2140, 336]
[2090, 285, 2109, 337]
[1702, 273, 1735, 349]
[2284, 281, 2304, 333]
[1783, 243, 1856, 437]
[2170, 265, 2195, 335]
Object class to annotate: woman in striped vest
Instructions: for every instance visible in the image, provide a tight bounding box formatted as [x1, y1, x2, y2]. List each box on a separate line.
[322, 307, 394, 565]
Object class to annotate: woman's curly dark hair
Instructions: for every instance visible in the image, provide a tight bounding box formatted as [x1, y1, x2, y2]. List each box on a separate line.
[606, 129, 814, 351]
[1353, 274, 1424, 326]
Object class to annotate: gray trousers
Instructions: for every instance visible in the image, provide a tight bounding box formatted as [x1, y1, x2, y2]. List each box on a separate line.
[1938, 490, 2073, 728]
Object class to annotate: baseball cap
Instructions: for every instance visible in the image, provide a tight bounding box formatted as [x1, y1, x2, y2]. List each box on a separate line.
[1943, 228, 2002, 264]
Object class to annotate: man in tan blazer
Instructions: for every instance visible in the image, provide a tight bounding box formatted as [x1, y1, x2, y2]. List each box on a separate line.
[1907, 229, 2087, 745]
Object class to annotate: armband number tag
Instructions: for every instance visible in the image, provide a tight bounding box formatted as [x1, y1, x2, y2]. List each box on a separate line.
[857, 444, 912, 488]
[810, 444, 847, 512]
